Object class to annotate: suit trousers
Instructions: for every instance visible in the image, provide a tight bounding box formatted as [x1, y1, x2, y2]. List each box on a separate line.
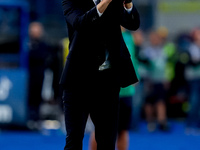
[62, 69, 120, 150]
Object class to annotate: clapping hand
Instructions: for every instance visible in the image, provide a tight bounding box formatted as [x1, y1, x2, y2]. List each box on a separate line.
[123, 0, 132, 9]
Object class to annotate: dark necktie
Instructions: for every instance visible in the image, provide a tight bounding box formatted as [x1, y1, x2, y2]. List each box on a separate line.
[94, 0, 111, 71]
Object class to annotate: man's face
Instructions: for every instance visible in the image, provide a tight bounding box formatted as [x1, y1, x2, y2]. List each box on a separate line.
[29, 23, 43, 40]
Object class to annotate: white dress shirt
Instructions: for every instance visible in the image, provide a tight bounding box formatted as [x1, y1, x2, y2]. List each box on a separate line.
[93, 0, 133, 17]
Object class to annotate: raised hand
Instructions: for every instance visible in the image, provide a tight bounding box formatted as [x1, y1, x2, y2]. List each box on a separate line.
[97, 0, 112, 14]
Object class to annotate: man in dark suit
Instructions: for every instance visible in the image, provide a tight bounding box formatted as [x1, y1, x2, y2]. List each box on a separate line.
[60, 0, 140, 149]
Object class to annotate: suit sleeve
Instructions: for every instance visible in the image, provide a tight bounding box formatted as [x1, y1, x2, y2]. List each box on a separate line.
[62, 0, 100, 31]
[120, 4, 140, 31]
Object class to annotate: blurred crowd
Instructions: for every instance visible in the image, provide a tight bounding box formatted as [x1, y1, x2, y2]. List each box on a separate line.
[132, 26, 200, 134]
[26, 21, 200, 135]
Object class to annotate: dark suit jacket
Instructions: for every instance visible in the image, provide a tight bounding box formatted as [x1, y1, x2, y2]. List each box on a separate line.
[60, 0, 140, 88]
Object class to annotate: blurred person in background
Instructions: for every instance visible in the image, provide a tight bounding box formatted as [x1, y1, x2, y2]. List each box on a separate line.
[28, 22, 51, 129]
[89, 27, 137, 150]
[142, 30, 169, 132]
[131, 29, 146, 131]
[168, 33, 191, 114]
[157, 27, 180, 109]
[157, 27, 177, 84]
[185, 27, 200, 134]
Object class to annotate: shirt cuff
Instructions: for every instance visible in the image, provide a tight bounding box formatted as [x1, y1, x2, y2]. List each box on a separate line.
[124, 6, 133, 13]
[96, 7, 103, 17]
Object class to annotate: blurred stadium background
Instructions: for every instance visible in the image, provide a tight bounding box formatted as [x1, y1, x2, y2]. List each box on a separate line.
[0, 0, 200, 149]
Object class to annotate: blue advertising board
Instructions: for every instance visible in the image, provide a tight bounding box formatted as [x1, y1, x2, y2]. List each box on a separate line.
[0, 1, 29, 127]
[0, 69, 28, 126]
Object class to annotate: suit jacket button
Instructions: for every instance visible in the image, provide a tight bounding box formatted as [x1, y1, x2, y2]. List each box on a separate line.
[92, 17, 97, 22]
